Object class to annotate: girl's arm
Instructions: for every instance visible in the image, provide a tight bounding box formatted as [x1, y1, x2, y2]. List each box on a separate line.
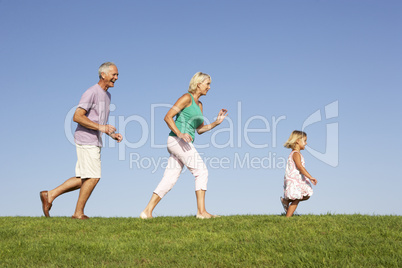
[197, 102, 228, 134]
[293, 152, 318, 185]
[164, 94, 193, 143]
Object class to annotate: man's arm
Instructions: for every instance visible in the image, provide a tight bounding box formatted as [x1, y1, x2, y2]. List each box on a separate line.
[73, 107, 116, 135]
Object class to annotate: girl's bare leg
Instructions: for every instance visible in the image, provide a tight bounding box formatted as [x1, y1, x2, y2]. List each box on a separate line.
[286, 196, 310, 217]
[286, 200, 300, 217]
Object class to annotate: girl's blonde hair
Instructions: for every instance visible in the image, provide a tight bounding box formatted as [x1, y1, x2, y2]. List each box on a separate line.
[188, 72, 211, 93]
[284, 130, 307, 149]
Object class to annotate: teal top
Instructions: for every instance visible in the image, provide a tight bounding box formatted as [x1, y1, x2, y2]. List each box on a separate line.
[169, 93, 204, 142]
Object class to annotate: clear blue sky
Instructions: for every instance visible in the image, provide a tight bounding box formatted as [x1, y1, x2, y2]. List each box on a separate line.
[1, 0, 401, 217]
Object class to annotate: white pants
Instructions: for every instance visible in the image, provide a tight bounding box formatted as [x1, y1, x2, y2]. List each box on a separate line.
[154, 136, 208, 198]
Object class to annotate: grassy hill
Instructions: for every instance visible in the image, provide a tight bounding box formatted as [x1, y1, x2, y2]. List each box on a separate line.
[0, 215, 400, 267]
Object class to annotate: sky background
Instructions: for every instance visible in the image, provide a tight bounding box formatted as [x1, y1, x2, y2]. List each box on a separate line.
[1, 0, 401, 218]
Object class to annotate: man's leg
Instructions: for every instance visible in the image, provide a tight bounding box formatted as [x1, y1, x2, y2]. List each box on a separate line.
[71, 144, 101, 219]
[40, 177, 83, 217]
[48, 177, 83, 204]
[72, 178, 100, 218]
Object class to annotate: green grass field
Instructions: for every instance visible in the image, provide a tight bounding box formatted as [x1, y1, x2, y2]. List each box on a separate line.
[0, 215, 400, 267]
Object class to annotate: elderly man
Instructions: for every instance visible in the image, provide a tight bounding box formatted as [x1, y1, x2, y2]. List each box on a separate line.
[40, 62, 123, 219]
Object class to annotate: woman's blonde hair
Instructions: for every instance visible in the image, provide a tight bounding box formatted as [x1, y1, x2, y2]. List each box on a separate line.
[284, 130, 307, 149]
[188, 72, 211, 93]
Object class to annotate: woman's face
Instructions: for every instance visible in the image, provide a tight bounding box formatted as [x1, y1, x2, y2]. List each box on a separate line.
[198, 78, 211, 95]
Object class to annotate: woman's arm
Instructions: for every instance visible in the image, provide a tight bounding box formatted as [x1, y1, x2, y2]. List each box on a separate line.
[197, 102, 228, 135]
[293, 152, 318, 185]
[164, 94, 193, 143]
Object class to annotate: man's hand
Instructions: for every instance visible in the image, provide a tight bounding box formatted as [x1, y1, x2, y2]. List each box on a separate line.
[110, 133, 123, 143]
[100, 124, 116, 135]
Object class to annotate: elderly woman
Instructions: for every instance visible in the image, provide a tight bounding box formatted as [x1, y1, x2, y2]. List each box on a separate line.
[140, 72, 228, 219]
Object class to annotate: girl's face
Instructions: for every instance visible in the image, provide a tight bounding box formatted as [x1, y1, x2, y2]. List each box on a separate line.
[297, 136, 307, 150]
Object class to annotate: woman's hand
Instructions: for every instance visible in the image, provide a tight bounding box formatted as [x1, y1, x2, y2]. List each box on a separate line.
[178, 132, 193, 143]
[215, 109, 228, 125]
[197, 109, 229, 135]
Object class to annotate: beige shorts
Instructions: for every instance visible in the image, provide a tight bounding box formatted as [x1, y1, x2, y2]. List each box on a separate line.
[75, 144, 101, 179]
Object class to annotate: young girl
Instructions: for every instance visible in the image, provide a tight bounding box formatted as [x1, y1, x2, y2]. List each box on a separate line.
[281, 130, 318, 217]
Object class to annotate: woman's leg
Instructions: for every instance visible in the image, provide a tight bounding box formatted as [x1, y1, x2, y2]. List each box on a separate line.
[141, 154, 183, 218]
[195, 190, 214, 218]
[141, 193, 162, 218]
[153, 154, 184, 198]
[181, 145, 212, 218]
[168, 137, 213, 217]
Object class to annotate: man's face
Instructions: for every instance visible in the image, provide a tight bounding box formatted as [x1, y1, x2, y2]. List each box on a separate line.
[102, 65, 119, 88]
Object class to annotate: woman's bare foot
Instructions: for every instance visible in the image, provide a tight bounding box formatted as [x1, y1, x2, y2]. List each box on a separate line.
[196, 212, 219, 219]
[140, 211, 152, 219]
